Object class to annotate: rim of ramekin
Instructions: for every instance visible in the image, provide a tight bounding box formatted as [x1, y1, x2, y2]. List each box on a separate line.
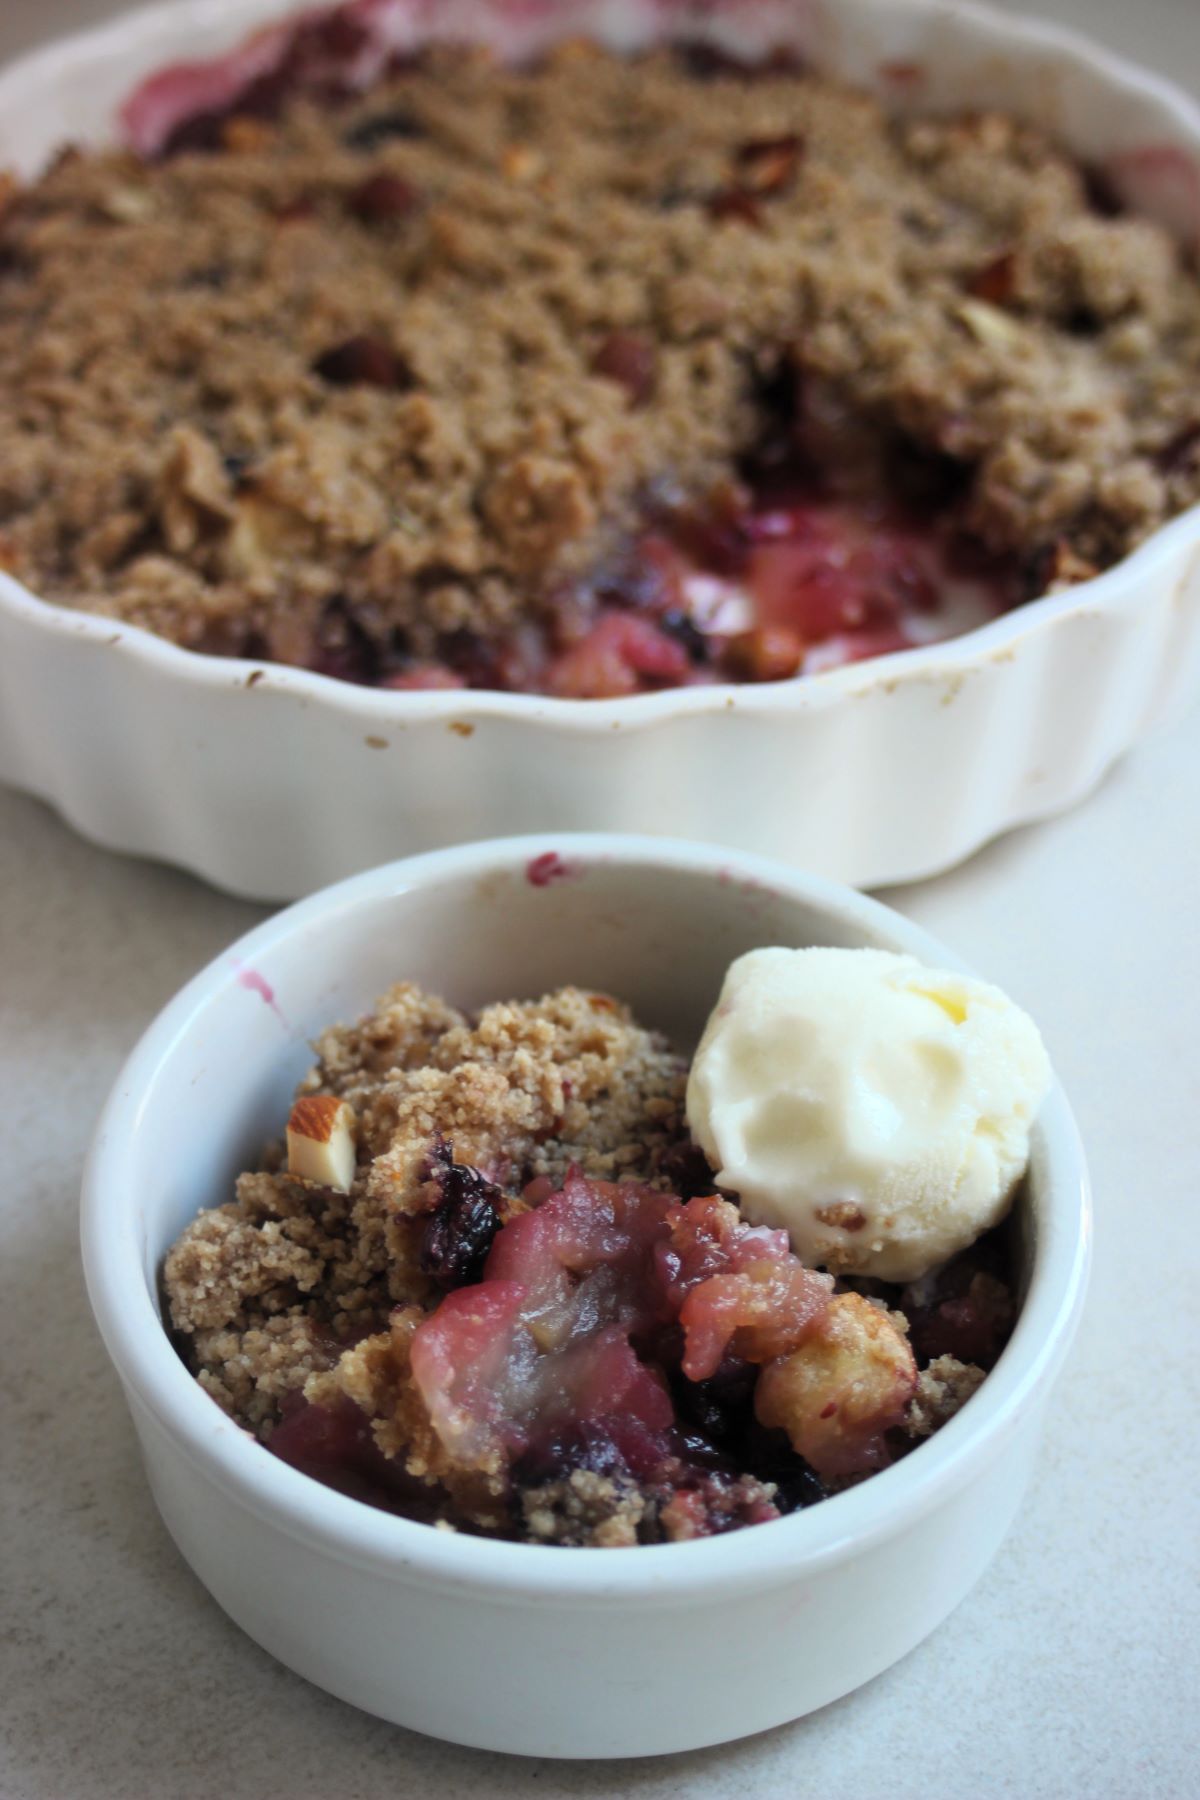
[80, 833, 1092, 1604]
[2, 0, 1200, 731]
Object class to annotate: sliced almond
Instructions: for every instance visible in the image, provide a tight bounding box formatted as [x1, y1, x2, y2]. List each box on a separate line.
[955, 297, 1023, 350]
[101, 186, 155, 224]
[225, 491, 314, 573]
[287, 1095, 358, 1192]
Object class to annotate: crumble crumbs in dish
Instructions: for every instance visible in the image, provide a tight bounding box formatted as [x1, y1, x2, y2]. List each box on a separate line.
[2, 20, 1199, 697]
[163, 977, 1022, 1545]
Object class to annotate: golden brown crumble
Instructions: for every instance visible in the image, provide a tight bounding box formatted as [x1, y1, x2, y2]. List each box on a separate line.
[2, 42, 1198, 673]
[521, 1469, 647, 1549]
[303, 980, 689, 1209]
[905, 1354, 988, 1438]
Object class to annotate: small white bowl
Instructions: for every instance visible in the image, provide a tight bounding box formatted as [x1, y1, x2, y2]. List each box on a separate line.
[81, 834, 1091, 1758]
[2, 0, 1200, 898]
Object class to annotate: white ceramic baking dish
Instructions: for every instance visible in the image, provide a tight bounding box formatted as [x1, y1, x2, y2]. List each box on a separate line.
[2, 0, 1199, 900]
[80, 833, 1091, 1757]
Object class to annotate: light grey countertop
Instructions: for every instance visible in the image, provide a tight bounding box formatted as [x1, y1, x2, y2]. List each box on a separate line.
[3, 3, 1199, 1797]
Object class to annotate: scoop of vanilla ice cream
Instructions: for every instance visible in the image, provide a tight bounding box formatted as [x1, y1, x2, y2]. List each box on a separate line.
[687, 947, 1051, 1283]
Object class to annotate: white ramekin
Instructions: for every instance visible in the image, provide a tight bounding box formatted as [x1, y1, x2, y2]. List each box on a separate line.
[3, 0, 1199, 901]
[80, 833, 1091, 1757]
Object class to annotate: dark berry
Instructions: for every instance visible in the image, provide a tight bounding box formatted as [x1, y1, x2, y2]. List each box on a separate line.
[707, 187, 762, 228]
[657, 609, 709, 664]
[671, 1356, 757, 1446]
[437, 627, 504, 688]
[590, 332, 657, 407]
[1159, 422, 1200, 474]
[900, 1236, 1016, 1369]
[887, 438, 972, 518]
[182, 263, 229, 291]
[343, 107, 426, 151]
[655, 1139, 720, 1200]
[770, 1459, 827, 1513]
[739, 1419, 827, 1511]
[222, 452, 252, 488]
[675, 42, 756, 81]
[312, 335, 410, 389]
[516, 1416, 681, 1491]
[274, 196, 317, 224]
[347, 172, 421, 223]
[591, 540, 682, 614]
[520, 1420, 631, 1486]
[1063, 305, 1103, 338]
[310, 598, 382, 684]
[669, 489, 754, 577]
[311, 11, 369, 55]
[419, 1139, 503, 1290]
[1082, 162, 1124, 217]
[161, 110, 227, 158]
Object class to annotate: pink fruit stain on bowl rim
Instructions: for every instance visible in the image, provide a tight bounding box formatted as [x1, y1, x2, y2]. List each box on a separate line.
[525, 851, 577, 887]
[715, 866, 779, 911]
[231, 959, 297, 1034]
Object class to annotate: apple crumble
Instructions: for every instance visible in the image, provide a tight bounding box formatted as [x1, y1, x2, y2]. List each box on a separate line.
[163, 978, 1016, 1544]
[1, 10, 1198, 694]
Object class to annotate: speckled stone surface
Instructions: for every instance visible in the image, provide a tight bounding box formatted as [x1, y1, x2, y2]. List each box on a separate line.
[3, 3, 1200, 1795]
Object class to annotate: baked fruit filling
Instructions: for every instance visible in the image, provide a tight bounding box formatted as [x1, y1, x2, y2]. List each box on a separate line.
[2, 8, 1198, 695]
[163, 952, 1046, 1546]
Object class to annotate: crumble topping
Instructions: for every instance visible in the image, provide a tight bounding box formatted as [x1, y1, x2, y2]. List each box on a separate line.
[192, 1314, 329, 1434]
[905, 1354, 988, 1438]
[163, 978, 1018, 1545]
[2, 40, 1198, 683]
[522, 1470, 647, 1549]
[306, 981, 688, 1208]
